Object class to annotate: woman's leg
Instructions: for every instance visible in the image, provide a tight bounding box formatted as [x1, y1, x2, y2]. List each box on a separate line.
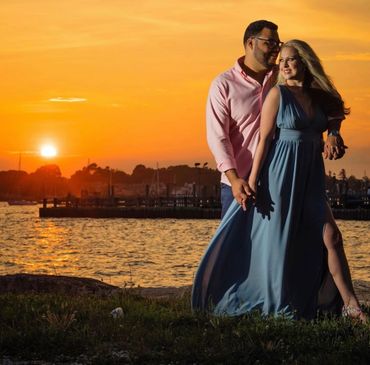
[322, 202, 366, 321]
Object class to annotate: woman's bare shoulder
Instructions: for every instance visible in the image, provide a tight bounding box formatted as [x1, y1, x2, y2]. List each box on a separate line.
[264, 86, 280, 106]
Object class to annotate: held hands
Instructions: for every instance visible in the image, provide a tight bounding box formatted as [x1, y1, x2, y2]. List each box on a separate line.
[323, 135, 347, 160]
[231, 178, 255, 211]
[247, 179, 257, 197]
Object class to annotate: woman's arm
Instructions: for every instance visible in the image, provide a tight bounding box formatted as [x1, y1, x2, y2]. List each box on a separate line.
[248, 86, 280, 193]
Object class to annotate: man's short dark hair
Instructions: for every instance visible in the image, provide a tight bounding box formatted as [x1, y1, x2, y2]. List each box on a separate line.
[243, 20, 278, 45]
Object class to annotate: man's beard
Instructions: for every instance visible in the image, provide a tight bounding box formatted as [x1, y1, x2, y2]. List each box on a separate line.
[253, 48, 277, 69]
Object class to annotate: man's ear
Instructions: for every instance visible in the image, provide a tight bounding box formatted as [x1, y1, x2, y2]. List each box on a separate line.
[245, 38, 254, 51]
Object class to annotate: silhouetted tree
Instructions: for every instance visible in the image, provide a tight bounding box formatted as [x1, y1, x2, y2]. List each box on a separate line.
[338, 169, 347, 181]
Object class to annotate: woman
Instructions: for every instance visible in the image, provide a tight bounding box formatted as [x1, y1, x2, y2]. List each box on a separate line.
[192, 40, 366, 321]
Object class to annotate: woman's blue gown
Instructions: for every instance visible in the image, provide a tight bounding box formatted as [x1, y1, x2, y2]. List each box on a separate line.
[192, 85, 342, 319]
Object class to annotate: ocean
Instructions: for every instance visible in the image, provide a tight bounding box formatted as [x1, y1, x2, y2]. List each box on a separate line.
[1, 203, 369, 287]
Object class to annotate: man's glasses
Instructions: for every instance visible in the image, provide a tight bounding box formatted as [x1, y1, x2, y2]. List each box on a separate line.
[253, 37, 284, 49]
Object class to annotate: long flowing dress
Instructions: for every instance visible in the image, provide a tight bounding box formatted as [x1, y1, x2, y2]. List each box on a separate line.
[191, 85, 342, 319]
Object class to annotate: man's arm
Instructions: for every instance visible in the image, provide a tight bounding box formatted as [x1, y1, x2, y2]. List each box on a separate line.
[206, 79, 236, 172]
[206, 79, 250, 204]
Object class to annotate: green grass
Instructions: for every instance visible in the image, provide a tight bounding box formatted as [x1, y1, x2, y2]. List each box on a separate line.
[0, 291, 369, 364]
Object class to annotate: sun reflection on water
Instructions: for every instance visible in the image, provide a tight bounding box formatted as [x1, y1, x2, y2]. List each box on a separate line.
[0, 203, 369, 287]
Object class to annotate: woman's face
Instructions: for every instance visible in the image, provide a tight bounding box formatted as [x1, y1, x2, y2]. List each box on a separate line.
[279, 46, 305, 82]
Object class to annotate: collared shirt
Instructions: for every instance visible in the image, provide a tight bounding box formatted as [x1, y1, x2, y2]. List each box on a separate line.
[206, 56, 277, 185]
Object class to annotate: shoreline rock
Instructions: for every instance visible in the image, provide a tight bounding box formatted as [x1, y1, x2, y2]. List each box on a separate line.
[0, 273, 120, 297]
[0, 273, 368, 304]
[0, 273, 191, 299]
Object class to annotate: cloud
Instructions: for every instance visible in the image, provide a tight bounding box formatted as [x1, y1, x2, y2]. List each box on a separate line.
[7, 150, 38, 155]
[303, 0, 369, 21]
[323, 53, 370, 62]
[0, 1, 219, 55]
[48, 97, 87, 103]
[354, 94, 370, 101]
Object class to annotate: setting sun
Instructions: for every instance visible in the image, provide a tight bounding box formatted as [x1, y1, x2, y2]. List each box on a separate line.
[40, 144, 58, 158]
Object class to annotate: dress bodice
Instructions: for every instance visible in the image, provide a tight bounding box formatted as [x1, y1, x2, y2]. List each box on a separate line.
[276, 85, 328, 134]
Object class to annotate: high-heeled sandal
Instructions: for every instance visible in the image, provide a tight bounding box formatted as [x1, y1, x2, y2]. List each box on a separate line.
[342, 305, 368, 324]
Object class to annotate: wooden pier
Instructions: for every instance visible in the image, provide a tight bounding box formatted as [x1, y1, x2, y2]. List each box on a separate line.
[39, 197, 222, 219]
[39, 206, 222, 219]
[39, 197, 370, 220]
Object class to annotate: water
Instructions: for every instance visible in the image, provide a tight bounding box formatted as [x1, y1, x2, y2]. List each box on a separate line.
[0, 203, 369, 287]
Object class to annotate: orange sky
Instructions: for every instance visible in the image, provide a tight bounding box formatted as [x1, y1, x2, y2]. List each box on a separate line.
[0, 0, 369, 178]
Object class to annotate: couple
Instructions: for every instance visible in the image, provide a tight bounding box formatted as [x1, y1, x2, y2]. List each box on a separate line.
[191, 20, 366, 321]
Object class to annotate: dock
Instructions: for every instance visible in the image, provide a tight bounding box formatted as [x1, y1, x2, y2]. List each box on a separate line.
[39, 206, 222, 219]
[39, 196, 221, 219]
[39, 197, 370, 220]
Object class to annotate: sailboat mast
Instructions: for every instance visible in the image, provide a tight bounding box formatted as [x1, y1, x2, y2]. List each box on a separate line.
[156, 162, 159, 197]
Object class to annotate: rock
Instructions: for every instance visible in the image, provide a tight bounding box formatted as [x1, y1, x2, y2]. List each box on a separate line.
[110, 307, 124, 318]
[0, 273, 120, 297]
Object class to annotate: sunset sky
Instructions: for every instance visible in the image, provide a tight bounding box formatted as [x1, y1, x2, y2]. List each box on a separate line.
[0, 0, 369, 178]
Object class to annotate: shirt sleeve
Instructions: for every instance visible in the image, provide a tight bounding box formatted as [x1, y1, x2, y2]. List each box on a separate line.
[206, 79, 237, 173]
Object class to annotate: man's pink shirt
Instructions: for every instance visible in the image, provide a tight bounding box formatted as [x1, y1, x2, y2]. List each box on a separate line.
[206, 57, 277, 185]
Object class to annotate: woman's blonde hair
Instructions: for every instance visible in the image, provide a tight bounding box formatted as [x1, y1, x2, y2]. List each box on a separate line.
[278, 39, 350, 115]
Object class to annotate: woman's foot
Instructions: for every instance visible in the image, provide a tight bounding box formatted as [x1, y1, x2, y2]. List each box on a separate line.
[342, 305, 368, 324]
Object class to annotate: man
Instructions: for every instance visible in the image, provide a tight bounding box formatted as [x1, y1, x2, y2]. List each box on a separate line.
[202, 20, 361, 320]
[206, 20, 345, 217]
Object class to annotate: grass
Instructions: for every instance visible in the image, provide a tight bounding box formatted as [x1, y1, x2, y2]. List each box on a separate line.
[0, 291, 369, 364]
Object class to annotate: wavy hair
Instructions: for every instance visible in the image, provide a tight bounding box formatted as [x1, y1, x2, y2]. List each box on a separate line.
[278, 39, 350, 116]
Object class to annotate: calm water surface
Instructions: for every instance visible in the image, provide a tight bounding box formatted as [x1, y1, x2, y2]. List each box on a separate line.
[0, 203, 369, 287]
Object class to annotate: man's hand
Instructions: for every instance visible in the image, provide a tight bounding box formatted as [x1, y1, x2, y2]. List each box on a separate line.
[231, 178, 253, 211]
[225, 168, 254, 210]
[323, 135, 347, 160]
